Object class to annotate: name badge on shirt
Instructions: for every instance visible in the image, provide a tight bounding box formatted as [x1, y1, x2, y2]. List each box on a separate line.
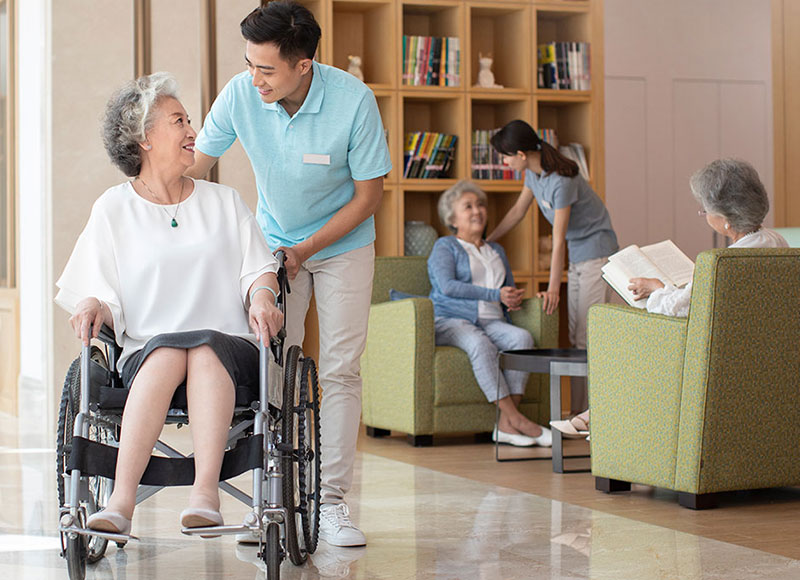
[303, 153, 331, 165]
[541, 200, 552, 210]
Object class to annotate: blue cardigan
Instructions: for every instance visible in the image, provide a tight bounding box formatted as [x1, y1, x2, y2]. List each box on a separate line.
[427, 236, 515, 323]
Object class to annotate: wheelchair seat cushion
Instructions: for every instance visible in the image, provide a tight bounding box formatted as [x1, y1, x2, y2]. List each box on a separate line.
[121, 330, 259, 393]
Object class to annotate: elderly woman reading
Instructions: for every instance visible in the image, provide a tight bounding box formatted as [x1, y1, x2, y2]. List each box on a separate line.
[55, 73, 283, 535]
[427, 181, 552, 448]
[552, 158, 788, 438]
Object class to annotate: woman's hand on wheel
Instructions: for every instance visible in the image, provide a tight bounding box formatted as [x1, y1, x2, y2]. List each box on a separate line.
[249, 296, 284, 342]
[69, 297, 105, 346]
[500, 286, 525, 311]
[536, 290, 560, 315]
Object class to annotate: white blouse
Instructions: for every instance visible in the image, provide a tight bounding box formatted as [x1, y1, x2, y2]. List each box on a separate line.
[55, 179, 279, 371]
[456, 238, 506, 320]
[645, 228, 789, 318]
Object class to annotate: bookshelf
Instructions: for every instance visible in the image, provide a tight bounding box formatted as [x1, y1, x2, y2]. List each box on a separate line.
[302, 0, 604, 339]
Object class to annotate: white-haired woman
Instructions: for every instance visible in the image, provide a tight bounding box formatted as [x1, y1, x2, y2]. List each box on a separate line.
[56, 73, 283, 535]
[427, 180, 552, 447]
[553, 159, 788, 438]
[629, 158, 788, 313]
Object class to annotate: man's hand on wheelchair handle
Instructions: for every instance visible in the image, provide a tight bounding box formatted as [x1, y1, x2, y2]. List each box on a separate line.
[276, 244, 311, 280]
[249, 295, 284, 343]
[70, 297, 106, 346]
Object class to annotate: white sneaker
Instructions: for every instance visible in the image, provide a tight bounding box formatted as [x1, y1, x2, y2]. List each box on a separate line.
[318, 503, 366, 547]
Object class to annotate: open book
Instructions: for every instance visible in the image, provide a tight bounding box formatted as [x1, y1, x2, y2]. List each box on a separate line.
[601, 240, 695, 308]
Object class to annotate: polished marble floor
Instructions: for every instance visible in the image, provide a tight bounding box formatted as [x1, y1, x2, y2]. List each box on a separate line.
[2, 414, 800, 579]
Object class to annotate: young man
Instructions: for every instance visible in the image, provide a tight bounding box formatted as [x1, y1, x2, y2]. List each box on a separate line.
[187, 1, 391, 547]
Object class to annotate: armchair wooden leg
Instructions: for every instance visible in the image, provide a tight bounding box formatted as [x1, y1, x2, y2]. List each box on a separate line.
[407, 434, 433, 447]
[365, 426, 391, 438]
[595, 477, 631, 493]
[678, 492, 718, 510]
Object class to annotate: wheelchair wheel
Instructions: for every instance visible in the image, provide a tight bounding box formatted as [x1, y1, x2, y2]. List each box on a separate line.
[64, 519, 87, 580]
[56, 348, 114, 565]
[281, 345, 322, 565]
[297, 356, 321, 554]
[261, 522, 281, 580]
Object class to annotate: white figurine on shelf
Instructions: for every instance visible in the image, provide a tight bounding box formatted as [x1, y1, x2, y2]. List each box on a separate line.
[347, 55, 364, 82]
[475, 52, 503, 89]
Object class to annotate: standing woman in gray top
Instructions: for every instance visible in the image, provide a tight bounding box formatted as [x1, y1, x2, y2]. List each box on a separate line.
[487, 120, 618, 422]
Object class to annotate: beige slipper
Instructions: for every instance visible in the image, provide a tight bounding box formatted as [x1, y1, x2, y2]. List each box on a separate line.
[549, 419, 589, 438]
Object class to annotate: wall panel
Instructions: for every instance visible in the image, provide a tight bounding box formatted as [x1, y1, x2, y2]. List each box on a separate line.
[673, 80, 719, 258]
[605, 77, 647, 249]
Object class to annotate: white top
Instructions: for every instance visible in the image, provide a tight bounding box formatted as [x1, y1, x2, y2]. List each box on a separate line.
[456, 238, 505, 320]
[646, 228, 789, 318]
[55, 179, 279, 371]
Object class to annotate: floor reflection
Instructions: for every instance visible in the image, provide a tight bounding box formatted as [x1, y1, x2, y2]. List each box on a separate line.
[1, 412, 799, 579]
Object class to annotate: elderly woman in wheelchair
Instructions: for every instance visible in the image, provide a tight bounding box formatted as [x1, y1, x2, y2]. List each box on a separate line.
[56, 72, 283, 537]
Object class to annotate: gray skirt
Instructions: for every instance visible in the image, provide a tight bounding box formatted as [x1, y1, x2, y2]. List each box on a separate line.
[121, 330, 259, 392]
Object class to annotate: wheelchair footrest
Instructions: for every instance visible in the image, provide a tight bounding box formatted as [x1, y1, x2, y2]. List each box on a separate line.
[181, 524, 254, 537]
[59, 525, 139, 544]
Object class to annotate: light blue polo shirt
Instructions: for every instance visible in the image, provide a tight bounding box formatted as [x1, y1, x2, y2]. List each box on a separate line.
[525, 169, 618, 263]
[196, 61, 392, 260]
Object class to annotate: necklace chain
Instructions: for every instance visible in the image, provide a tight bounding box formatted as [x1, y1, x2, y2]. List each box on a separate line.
[138, 176, 186, 228]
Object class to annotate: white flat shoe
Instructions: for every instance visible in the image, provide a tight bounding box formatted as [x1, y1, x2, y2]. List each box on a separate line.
[532, 427, 553, 448]
[492, 427, 537, 447]
[181, 507, 224, 538]
[87, 510, 132, 535]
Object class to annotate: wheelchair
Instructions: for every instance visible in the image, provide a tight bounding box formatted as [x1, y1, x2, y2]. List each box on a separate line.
[56, 254, 321, 580]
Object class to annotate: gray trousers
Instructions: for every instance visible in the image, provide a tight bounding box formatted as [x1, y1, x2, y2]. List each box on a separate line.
[434, 317, 534, 402]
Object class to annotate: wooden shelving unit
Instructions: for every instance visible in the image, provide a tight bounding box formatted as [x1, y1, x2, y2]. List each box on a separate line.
[301, 0, 604, 302]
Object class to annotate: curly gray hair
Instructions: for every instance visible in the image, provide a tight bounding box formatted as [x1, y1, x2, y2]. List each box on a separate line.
[102, 72, 180, 177]
[437, 180, 488, 233]
[690, 158, 769, 233]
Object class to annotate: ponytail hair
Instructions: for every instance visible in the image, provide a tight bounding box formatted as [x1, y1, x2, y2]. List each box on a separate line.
[490, 119, 579, 178]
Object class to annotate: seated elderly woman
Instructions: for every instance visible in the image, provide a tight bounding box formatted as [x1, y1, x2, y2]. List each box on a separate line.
[552, 158, 788, 438]
[628, 158, 788, 312]
[427, 180, 552, 448]
[55, 73, 283, 535]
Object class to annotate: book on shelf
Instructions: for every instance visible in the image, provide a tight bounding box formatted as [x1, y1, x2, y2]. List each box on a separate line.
[558, 143, 590, 180]
[402, 35, 460, 87]
[538, 128, 559, 148]
[470, 128, 521, 181]
[537, 42, 591, 90]
[403, 131, 457, 178]
[601, 240, 695, 308]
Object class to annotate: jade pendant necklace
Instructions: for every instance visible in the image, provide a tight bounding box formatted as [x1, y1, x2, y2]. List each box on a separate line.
[138, 176, 187, 228]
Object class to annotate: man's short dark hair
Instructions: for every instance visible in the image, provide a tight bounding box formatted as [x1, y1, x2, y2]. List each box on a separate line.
[241, 1, 321, 63]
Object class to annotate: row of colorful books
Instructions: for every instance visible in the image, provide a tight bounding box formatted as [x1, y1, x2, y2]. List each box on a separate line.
[403, 132, 458, 178]
[537, 42, 591, 91]
[402, 35, 461, 87]
[538, 128, 558, 148]
[471, 129, 521, 181]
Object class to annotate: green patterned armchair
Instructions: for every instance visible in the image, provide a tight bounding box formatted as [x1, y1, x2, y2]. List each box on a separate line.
[362, 256, 559, 446]
[588, 248, 800, 508]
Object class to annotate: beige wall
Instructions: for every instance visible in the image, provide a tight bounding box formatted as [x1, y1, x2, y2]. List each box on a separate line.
[604, 0, 773, 258]
[51, 1, 135, 389]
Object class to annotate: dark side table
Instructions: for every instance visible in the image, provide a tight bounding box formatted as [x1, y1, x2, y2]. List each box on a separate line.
[496, 348, 590, 473]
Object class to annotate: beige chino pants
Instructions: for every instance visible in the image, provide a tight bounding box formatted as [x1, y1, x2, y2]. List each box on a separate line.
[567, 256, 610, 413]
[283, 243, 374, 505]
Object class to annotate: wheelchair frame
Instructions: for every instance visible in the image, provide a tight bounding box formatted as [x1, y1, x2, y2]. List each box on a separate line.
[57, 254, 320, 580]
